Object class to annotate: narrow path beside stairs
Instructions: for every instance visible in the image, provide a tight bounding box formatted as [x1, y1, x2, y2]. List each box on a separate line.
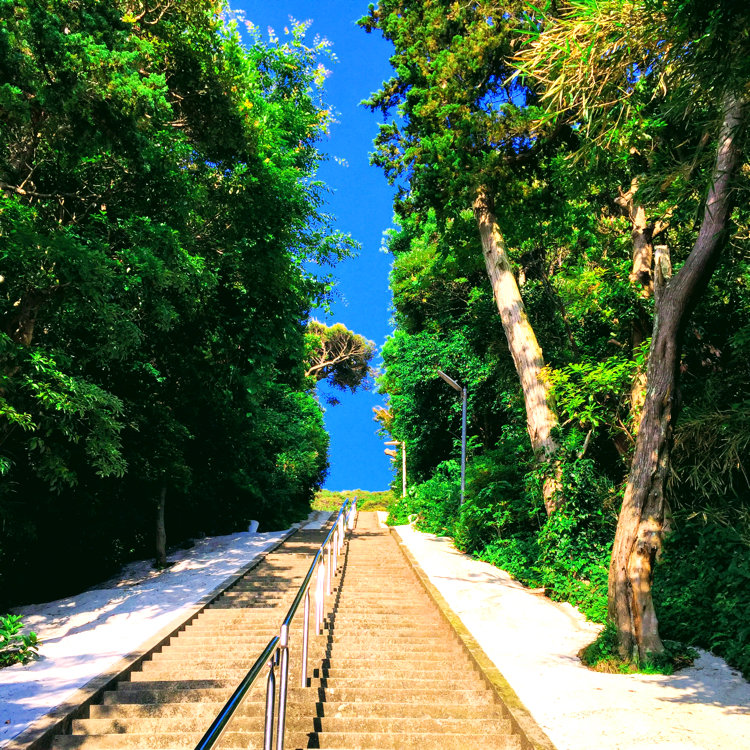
[47, 512, 532, 749]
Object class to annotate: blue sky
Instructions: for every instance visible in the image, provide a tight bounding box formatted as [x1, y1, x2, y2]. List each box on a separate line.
[235, 1, 397, 490]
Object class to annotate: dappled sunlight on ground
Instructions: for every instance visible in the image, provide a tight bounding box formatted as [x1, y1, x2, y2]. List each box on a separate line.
[395, 524, 750, 750]
[0, 523, 305, 746]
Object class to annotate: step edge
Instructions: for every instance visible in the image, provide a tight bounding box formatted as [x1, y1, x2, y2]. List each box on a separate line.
[2, 524, 302, 750]
[389, 525, 557, 750]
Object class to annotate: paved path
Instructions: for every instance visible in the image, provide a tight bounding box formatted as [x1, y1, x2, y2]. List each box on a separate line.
[392, 519, 750, 750]
[2, 510, 748, 749]
[0, 526, 298, 747]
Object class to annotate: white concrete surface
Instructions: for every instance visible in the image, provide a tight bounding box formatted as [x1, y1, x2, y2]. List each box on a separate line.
[0, 511, 330, 747]
[394, 522, 750, 750]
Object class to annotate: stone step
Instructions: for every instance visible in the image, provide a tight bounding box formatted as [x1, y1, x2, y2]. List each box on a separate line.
[55, 730, 522, 750]
[103, 685, 497, 706]
[88, 700, 505, 721]
[326, 613, 444, 623]
[316, 639, 462, 653]
[310, 664, 477, 679]
[167, 633, 457, 649]
[51, 732, 309, 749]
[176, 624, 287, 634]
[73, 715, 513, 736]
[102, 688, 234, 704]
[126, 671, 482, 691]
[307, 732, 522, 750]
[148, 653, 471, 671]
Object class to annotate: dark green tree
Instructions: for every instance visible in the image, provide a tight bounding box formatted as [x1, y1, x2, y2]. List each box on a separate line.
[0, 1, 348, 602]
[361, 0, 564, 512]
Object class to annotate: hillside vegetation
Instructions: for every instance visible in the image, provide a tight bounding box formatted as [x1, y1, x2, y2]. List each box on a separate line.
[367, 0, 750, 676]
[313, 489, 394, 512]
[0, 1, 351, 609]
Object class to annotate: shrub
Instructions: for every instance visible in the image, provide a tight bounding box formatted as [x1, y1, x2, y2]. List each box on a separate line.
[0, 613, 39, 668]
[654, 517, 750, 679]
[387, 460, 460, 535]
[532, 453, 616, 623]
[453, 440, 537, 553]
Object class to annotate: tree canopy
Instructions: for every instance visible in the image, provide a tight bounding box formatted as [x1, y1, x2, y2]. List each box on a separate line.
[305, 320, 376, 402]
[0, 0, 351, 606]
[370, 0, 750, 673]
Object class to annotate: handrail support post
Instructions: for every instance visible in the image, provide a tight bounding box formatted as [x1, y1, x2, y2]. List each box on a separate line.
[275, 624, 289, 750]
[301, 589, 310, 688]
[263, 653, 277, 750]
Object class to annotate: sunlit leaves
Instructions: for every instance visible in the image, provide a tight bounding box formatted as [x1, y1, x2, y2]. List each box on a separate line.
[0, 0, 346, 602]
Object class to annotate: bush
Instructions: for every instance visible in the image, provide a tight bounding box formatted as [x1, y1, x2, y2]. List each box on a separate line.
[453, 441, 537, 553]
[475, 535, 541, 584]
[532, 453, 616, 623]
[654, 517, 750, 679]
[0, 613, 39, 668]
[455, 434, 615, 623]
[387, 460, 460, 535]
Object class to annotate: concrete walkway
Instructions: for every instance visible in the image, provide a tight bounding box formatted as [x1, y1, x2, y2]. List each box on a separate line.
[2, 510, 748, 749]
[0, 518, 326, 748]
[391, 519, 750, 750]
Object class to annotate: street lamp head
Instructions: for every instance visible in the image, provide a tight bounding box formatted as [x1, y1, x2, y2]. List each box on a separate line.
[437, 369, 462, 392]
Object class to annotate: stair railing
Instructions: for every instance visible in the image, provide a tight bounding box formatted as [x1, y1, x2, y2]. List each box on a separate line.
[195, 497, 358, 750]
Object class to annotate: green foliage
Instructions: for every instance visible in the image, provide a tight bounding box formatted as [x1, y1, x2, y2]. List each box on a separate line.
[305, 321, 376, 403]
[313, 489, 395, 513]
[0, 2, 348, 607]
[580, 621, 698, 675]
[533, 444, 617, 623]
[367, 0, 750, 677]
[0, 614, 39, 668]
[654, 519, 750, 679]
[387, 460, 461, 535]
[547, 352, 641, 434]
[388, 435, 615, 623]
[459, 431, 615, 623]
[452, 433, 537, 553]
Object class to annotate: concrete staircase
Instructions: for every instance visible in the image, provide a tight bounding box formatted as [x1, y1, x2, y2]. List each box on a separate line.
[48, 513, 527, 749]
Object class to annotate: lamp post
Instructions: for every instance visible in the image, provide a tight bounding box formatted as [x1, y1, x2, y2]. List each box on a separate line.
[384, 440, 406, 497]
[437, 370, 466, 505]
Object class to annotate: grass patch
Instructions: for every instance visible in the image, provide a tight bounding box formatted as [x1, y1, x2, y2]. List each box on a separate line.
[579, 621, 698, 675]
[312, 489, 395, 513]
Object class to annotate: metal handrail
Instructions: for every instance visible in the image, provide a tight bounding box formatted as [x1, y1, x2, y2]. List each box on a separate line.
[195, 497, 358, 750]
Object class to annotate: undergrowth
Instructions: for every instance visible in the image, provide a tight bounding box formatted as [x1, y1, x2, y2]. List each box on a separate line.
[653, 515, 750, 679]
[0, 613, 39, 668]
[580, 621, 698, 675]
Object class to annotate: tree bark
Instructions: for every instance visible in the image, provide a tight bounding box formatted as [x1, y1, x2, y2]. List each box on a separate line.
[473, 188, 561, 513]
[615, 178, 662, 436]
[155, 484, 167, 568]
[608, 91, 746, 662]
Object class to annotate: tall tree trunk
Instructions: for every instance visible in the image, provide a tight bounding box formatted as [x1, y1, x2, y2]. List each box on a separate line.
[608, 92, 746, 661]
[473, 188, 561, 513]
[155, 484, 167, 568]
